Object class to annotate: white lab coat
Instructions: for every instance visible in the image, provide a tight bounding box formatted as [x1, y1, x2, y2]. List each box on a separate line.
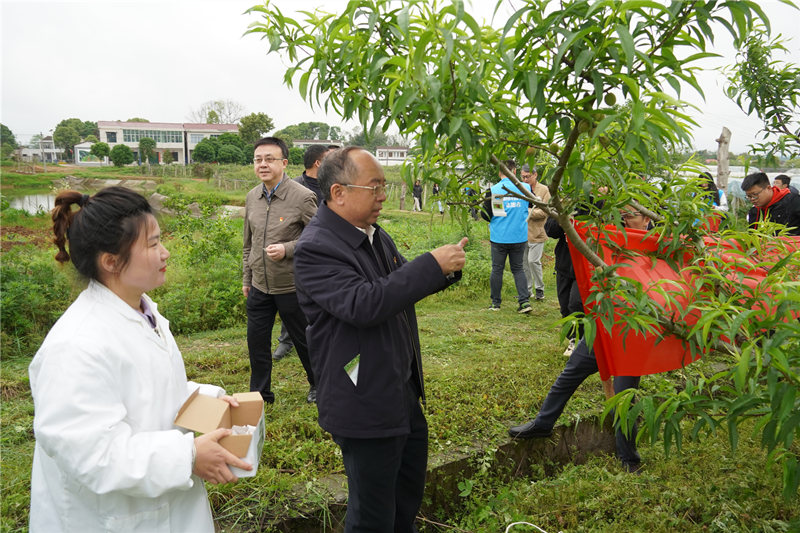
[29, 280, 224, 532]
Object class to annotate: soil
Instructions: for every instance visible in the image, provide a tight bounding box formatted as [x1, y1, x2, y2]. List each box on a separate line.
[1, 225, 51, 252]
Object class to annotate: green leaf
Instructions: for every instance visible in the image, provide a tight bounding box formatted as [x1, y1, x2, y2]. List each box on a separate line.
[574, 48, 594, 77]
[782, 455, 799, 501]
[615, 24, 635, 70]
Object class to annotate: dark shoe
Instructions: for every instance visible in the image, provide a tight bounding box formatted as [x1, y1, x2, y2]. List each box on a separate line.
[487, 304, 501, 311]
[535, 289, 545, 300]
[621, 461, 643, 474]
[306, 386, 317, 404]
[272, 342, 294, 361]
[508, 420, 552, 439]
[517, 302, 532, 314]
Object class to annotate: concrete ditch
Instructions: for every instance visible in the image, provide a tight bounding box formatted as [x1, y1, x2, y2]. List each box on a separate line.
[221, 415, 617, 532]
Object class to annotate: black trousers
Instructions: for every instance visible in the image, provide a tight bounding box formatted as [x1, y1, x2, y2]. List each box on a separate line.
[246, 287, 314, 403]
[533, 338, 641, 464]
[333, 387, 428, 533]
[555, 271, 585, 340]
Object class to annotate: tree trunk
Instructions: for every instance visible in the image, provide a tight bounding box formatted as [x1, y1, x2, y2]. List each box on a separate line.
[399, 182, 407, 210]
[716, 126, 731, 190]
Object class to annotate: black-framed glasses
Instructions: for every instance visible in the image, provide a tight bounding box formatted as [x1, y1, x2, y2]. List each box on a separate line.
[253, 156, 285, 164]
[745, 188, 766, 201]
[344, 183, 387, 196]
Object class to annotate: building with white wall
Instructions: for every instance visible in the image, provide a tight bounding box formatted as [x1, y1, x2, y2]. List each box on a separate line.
[73, 141, 108, 166]
[293, 139, 344, 149]
[17, 136, 63, 163]
[95, 121, 239, 165]
[375, 146, 409, 166]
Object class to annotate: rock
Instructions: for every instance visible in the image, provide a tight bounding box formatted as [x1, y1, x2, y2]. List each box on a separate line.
[219, 205, 245, 219]
[186, 202, 203, 218]
[148, 193, 175, 216]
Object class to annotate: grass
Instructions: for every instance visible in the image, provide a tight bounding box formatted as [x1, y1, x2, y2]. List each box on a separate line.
[1, 183, 798, 532]
[443, 423, 799, 532]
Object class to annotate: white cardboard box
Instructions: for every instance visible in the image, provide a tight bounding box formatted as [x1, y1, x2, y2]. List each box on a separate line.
[174, 389, 265, 478]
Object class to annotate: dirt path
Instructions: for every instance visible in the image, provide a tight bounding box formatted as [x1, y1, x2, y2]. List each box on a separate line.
[1, 225, 51, 252]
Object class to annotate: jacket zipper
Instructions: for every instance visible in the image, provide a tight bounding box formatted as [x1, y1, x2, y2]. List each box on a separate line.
[375, 230, 426, 406]
[261, 194, 270, 291]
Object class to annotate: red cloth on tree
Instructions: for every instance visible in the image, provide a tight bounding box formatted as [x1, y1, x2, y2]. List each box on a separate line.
[568, 222, 800, 380]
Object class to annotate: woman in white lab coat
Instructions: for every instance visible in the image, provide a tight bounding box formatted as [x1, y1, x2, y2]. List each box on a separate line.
[29, 187, 251, 532]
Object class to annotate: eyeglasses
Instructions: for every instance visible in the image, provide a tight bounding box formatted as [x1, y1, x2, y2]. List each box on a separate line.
[344, 183, 387, 197]
[745, 188, 766, 201]
[253, 156, 285, 164]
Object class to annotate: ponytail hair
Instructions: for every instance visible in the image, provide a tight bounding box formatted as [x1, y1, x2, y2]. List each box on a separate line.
[51, 186, 153, 280]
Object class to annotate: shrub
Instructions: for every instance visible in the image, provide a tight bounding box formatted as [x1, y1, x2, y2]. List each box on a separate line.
[152, 210, 246, 333]
[193, 139, 217, 163]
[217, 144, 245, 165]
[109, 144, 134, 167]
[289, 146, 304, 165]
[0, 247, 76, 357]
[90, 142, 110, 160]
[191, 162, 216, 179]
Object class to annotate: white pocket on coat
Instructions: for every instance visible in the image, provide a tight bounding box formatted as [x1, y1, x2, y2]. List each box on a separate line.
[103, 502, 170, 532]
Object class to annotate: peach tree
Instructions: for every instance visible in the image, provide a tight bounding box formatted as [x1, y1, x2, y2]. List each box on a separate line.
[246, 0, 800, 498]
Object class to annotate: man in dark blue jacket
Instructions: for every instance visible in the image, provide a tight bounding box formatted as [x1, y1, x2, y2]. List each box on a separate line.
[294, 147, 466, 533]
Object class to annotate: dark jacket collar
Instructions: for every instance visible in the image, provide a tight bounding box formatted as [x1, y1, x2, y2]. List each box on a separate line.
[315, 202, 381, 250]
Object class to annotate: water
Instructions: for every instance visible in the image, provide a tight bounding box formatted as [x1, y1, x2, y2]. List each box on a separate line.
[7, 194, 56, 214]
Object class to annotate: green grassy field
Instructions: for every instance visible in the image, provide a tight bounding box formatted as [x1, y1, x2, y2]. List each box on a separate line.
[1, 167, 798, 532]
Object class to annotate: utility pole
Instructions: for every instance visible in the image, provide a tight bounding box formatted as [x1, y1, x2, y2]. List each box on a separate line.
[39, 132, 46, 172]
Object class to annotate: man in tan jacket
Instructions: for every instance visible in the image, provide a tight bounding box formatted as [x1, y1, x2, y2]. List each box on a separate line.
[521, 164, 550, 300]
[243, 137, 318, 403]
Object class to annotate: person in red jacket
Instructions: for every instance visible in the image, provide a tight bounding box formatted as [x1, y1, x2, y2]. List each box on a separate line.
[742, 172, 800, 236]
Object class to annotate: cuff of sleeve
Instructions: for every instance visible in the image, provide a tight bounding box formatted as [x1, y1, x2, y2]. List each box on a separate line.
[190, 382, 226, 398]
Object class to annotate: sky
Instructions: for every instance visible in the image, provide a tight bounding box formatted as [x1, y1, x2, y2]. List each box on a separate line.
[2, 0, 798, 153]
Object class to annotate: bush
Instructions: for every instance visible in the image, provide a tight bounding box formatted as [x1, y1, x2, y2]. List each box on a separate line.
[191, 162, 216, 179]
[217, 144, 245, 165]
[289, 146, 304, 165]
[90, 142, 110, 160]
[193, 139, 217, 163]
[152, 210, 246, 333]
[109, 144, 134, 167]
[0, 247, 76, 357]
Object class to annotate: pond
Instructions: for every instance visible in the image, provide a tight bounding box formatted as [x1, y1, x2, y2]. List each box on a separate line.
[7, 194, 56, 214]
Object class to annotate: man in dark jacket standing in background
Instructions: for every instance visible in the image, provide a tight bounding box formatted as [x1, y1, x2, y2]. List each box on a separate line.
[294, 147, 466, 532]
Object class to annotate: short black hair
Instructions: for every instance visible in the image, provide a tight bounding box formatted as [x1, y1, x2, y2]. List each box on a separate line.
[253, 137, 288, 159]
[775, 174, 791, 186]
[502, 159, 516, 172]
[303, 144, 330, 170]
[317, 147, 363, 202]
[741, 172, 770, 191]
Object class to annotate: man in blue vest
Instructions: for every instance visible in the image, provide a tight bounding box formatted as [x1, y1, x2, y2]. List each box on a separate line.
[482, 160, 533, 313]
